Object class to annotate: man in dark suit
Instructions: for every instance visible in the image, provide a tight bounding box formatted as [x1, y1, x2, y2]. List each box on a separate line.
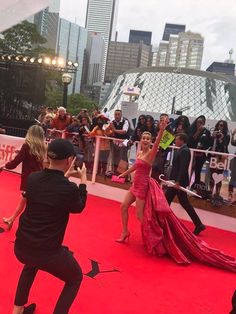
[165, 133, 206, 235]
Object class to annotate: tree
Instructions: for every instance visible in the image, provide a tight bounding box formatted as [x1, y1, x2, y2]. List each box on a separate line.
[0, 21, 46, 54]
[45, 90, 63, 108]
[44, 91, 96, 115]
[67, 93, 96, 115]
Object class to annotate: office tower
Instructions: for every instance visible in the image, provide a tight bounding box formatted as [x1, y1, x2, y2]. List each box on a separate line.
[85, 0, 118, 81]
[206, 62, 235, 76]
[32, 0, 60, 51]
[155, 41, 169, 66]
[85, 32, 105, 85]
[162, 23, 186, 41]
[177, 31, 204, 69]
[165, 35, 178, 66]
[57, 18, 87, 93]
[105, 41, 151, 82]
[129, 30, 152, 45]
[155, 31, 204, 70]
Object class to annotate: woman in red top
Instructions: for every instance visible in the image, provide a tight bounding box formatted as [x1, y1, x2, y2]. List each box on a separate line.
[2, 125, 46, 229]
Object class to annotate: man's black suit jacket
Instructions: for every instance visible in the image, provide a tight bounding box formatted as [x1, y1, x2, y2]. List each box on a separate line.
[169, 144, 191, 188]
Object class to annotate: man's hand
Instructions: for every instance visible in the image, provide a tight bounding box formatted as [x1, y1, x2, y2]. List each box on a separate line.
[79, 163, 87, 184]
[174, 182, 180, 190]
[65, 158, 87, 183]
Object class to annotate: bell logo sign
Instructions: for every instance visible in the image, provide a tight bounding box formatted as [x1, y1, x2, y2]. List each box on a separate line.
[209, 157, 230, 171]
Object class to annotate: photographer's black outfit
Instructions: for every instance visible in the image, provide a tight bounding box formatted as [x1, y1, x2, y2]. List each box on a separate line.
[188, 127, 211, 189]
[209, 133, 230, 195]
[14, 168, 87, 314]
[165, 144, 204, 234]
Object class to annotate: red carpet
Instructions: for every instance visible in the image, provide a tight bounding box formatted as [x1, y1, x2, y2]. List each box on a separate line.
[0, 171, 236, 314]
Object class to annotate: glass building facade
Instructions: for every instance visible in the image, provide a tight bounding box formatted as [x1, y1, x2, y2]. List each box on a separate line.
[103, 66, 236, 121]
[162, 23, 186, 41]
[57, 18, 87, 93]
[129, 30, 152, 45]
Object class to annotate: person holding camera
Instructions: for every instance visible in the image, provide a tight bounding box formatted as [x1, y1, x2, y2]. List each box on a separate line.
[87, 114, 112, 175]
[188, 115, 211, 190]
[12, 139, 87, 314]
[210, 120, 230, 196]
[228, 128, 236, 203]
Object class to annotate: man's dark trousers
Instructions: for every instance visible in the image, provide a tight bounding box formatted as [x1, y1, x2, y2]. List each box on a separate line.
[165, 187, 202, 227]
[14, 245, 83, 314]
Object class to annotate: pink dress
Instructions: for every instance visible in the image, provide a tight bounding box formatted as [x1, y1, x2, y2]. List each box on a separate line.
[130, 159, 151, 200]
[132, 160, 236, 272]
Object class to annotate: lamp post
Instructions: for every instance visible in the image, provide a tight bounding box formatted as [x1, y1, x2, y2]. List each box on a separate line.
[62, 73, 72, 108]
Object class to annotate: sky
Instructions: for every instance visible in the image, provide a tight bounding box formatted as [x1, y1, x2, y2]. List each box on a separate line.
[60, 0, 236, 70]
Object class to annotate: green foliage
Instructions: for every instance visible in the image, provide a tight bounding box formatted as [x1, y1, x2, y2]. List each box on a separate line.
[44, 91, 96, 115]
[0, 21, 46, 54]
[67, 93, 96, 115]
[44, 90, 63, 108]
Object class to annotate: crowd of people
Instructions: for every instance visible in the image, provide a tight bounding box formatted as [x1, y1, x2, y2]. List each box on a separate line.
[35, 106, 236, 204]
[1, 108, 236, 313]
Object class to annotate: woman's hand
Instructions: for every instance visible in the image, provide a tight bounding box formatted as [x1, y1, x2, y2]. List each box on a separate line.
[118, 173, 125, 178]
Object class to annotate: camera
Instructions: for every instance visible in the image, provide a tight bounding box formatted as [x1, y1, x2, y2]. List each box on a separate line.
[74, 153, 84, 169]
[215, 130, 222, 138]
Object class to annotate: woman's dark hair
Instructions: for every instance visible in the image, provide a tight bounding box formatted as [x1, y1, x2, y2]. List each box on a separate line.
[80, 116, 91, 125]
[141, 115, 156, 138]
[136, 115, 146, 128]
[214, 120, 228, 136]
[189, 115, 206, 135]
[146, 115, 154, 124]
[174, 115, 190, 133]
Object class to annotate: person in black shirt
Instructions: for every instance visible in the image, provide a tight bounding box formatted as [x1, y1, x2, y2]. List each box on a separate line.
[188, 115, 211, 189]
[165, 133, 206, 236]
[13, 139, 87, 314]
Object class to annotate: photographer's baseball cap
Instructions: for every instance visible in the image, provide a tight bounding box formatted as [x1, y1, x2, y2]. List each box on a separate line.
[47, 139, 75, 160]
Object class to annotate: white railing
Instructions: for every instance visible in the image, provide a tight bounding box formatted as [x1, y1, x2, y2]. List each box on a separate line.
[91, 135, 236, 185]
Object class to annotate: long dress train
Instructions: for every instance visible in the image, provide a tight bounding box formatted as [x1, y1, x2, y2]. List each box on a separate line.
[142, 178, 236, 272]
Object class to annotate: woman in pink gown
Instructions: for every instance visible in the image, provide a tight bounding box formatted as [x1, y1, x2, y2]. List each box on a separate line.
[117, 120, 236, 272]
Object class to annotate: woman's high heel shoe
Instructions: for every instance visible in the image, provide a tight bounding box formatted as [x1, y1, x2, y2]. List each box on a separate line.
[23, 303, 36, 314]
[115, 232, 130, 243]
[2, 217, 14, 230]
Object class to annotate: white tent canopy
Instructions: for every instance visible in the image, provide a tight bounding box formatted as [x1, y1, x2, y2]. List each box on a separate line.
[0, 0, 49, 32]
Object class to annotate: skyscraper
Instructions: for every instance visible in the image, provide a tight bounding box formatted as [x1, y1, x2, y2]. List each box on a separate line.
[177, 32, 204, 69]
[155, 31, 204, 70]
[28, 0, 60, 51]
[162, 23, 186, 41]
[155, 41, 169, 66]
[129, 30, 152, 45]
[105, 41, 151, 82]
[85, 32, 105, 85]
[57, 18, 87, 93]
[85, 0, 118, 81]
